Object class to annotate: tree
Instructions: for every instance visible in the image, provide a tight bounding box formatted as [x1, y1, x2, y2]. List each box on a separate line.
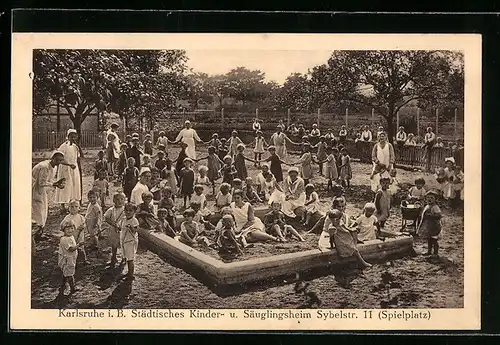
[274, 73, 312, 111]
[225, 67, 268, 105]
[309, 50, 464, 141]
[33, 49, 189, 133]
[204, 74, 230, 108]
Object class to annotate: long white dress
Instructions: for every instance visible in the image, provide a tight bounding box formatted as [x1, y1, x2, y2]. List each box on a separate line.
[32, 160, 56, 227]
[175, 128, 201, 159]
[230, 201, 265, 236]
[54, 142, 82, 203]
[105, 129, 120, 159]
[271, 132, 288, 160]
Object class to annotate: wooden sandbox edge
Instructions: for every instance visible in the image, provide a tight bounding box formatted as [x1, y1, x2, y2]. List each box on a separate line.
[138, 228, 414, 287]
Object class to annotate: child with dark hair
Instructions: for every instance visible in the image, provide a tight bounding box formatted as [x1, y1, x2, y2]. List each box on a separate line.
[135, 191, 160, 229]
[122, 157, 140, 202]
[156, 208, 178, 238]
[94, 150, 108, 180]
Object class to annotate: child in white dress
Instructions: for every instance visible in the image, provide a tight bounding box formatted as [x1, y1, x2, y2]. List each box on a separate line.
[103, 192, 126, 266]
[263, 172, 285, 204]
[85, 190, 102, 254]
[252, 131, 268, 166]
[303, 184, 320, 226]
[195, 165, 212, 196]
[191, 185, 212, 217]
[121, 203, 139, 281]
[58, 220, 80, 296]
[353, 203, 378, 243]
[61, 200, 89, 265]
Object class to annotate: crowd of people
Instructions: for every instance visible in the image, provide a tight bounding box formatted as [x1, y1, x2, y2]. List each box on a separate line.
[31, 119, 464, 296]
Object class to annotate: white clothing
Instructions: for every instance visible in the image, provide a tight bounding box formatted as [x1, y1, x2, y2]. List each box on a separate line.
[271, 132, 288, 159]
[106, 129, 120, 159]
[230, 201, 265, 235]
[121, 217, 139, 260]
[281, 176, 306, 218]
[304, 191, 319, 213]
[396, 131, 407, 142]
[32, 160, 56, 227]
[355, 214, 378, 242]
[252, 122, 261, 131]
[375, 142, 391, 169]
[254, 137, 265, 153]
[175, 128, 201, 159]
[61, 213, 86, 244]
[130, 182, 150, 206]
[157, 136, 169, 149]
[54, 141, 82, 203]
[58, 235, 78, 277]
[361, 130, 372, 141]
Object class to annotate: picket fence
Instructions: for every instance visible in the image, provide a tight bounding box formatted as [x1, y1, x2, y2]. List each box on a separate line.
[33, 130, 463, 171]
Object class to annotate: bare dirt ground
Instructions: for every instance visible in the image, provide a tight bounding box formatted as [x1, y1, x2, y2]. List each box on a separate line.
[31, 146, 463, 309]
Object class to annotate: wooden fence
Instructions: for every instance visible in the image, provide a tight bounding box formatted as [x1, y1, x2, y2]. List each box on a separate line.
[33, 130, 463, 171]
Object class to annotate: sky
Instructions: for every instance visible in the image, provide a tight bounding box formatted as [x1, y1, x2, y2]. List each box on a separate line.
[185, 50, 333, 85]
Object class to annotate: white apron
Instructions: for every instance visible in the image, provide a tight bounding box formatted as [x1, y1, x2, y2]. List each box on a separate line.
[282, 177, 306, 217]
[372, 142, 391, 174]
[130, 182, 150, 206]
[32, 160, 55, 227]
[54, 142, 82, 203]
[176, 128, 201, 159]
[106, 129, 120, 159]
[272, 132, 287, 159]
[230, 202, 265, 235]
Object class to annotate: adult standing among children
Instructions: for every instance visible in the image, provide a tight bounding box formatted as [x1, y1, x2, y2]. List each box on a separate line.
[252, 118, 261, 132]
[395, 126, 407, 147]
[32, 151, 67, 240]
[361, 125, 373, 142]
[338, 125, 348, 144]
[281, 167, 306, 220]
[423, 126, 437, 171]
[130, 168, 152, 206]
[175, 120, 202, 160]
[270, 125, 295, 160]
[106, 123, 121, 174]
[54, 129, 83, 211]
[371, 131, 395, 176]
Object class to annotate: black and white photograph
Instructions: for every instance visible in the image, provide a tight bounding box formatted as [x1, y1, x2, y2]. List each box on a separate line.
[11, 33, 481, 330]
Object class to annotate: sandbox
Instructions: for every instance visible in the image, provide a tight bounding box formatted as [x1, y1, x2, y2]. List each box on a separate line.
[137, 225, 414, 287]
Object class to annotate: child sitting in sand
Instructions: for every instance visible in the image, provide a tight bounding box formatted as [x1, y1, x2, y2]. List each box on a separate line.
[215, 214, 244, 255]
[263, 172, 284, 204]
[353, 202, 378, 243]
[179, 208, 211, 247]
[321, 209, 372, 268]
[190, 201, 216, 234]
[215, 183, 232, 212]
[191, 185, 212, 218]
[231, 178, 243, 197]
[303, 183, 320, 227]
[243, 177, 263, 204]
[135, 191, 160, 229]
[263, 201, 305, 242]
[155, 208, 178, 238]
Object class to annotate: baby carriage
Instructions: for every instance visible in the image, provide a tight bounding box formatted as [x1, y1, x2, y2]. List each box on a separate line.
[400, 199, 422, 234]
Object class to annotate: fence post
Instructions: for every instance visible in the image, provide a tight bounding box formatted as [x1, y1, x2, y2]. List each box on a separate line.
[221, 108, 225, 130]
[287, 108, 291, 127]
[371, 108, 375, 128]
[317, 108, 321, 126]
[345, 108, 348, 127]
[256, 108, 259, 119]
[416, 108, 420, 137]
[435, 108, 439, 136]
[396, 110, 400, 129]
[454, 108, 458, 139]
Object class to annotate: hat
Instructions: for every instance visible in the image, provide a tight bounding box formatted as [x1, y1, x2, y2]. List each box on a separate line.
[363, 202, 376, 211]
[445, 157, 455, 164]
[66, 129, 77, 137]
[139, 167, 151, 176]
[50, 150, 65, 159]
[183, 157, 193, 163]
[184, 120, 191, 124]
[288, 167, 299, 174]
[305, 183, 315, 190]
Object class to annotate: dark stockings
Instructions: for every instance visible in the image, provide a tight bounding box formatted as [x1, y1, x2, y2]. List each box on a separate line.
[427, 238, 439, 255]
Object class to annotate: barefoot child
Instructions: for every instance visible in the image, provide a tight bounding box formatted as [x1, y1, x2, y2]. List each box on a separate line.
[179, 208, 210, 247]
[215, 214, 243, 255]
[416, 190, 442, 256]
[303, 184, 320, 226]
[215, 183, 232, 212]
[339, 148, 352, 188]
[263, 172, 284, 204]
[103, 192, 126, 266]
[207, 133, 222, 156]
[252, 131, 268, 166]
[60, 200, 89, 265]
[93, 169, 109, 209]
[255, 163, 271, 195]
[57, 220, 80, 296]
[191, 185, 212, 218]
[374, 176, 392, 231]
[85, 190, 102, 253]
[353, 202, 378, 243]
[179, 158, 196, 209]
[121, 203, 139, 281]
[264, 201, 305, 242]
[324, 209, 372, 268]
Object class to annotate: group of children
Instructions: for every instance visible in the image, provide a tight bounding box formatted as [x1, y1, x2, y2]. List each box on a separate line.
[55, 127, 461, 296]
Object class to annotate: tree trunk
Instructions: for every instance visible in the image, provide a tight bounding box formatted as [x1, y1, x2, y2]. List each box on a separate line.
[72, 115, 82, 134]
[386, 104, 396, 144]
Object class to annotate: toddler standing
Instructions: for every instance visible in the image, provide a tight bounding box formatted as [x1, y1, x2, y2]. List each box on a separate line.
[120, 203, 139, 281]
[57, 220, 80, 296]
